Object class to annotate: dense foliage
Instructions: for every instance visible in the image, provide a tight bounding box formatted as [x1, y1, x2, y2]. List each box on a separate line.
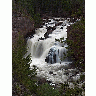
[60, 81, 85, 96]
[37, 83, 60, 96]
[66, 17, 85, 71]
[12, 0, 42, 27]
[12, 33, 37, 95]
[13, 0, 84, 17]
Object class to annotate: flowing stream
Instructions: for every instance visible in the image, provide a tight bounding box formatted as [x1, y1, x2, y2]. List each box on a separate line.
[26, 17, 74, 84]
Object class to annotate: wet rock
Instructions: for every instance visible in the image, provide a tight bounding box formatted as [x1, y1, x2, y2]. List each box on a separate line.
[45, 56, 49, 63]
[61, 18, 65, 21]
[48, 20, 51, 22]
[53, 54, 56, 63]
[64, 72, 69, 76]
[47, 26, 56, 31]
[42, 22, 45, 25]
[39, 25, 43, 28]
[45, 47, 57, 64]
[52, 27, 56, 31]
[55, 19, 60, 21]
[55, 22, 63, 26]
[60, 27, 63, 29]
[47, 26, 52, 31]
[46, 80, 52, 84]
[47, 29, 53, 33]
[44, 32, 49, 39]
[25, 29, 35, 39]
[50, 83, 56, 86]
[67, 18, 70, 22]
[39, 37, 45, 40]
[53, 74, 56, 75]
[49, 71, 53, 74]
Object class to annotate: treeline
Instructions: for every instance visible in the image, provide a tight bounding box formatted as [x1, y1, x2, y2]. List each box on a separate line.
[13, 0, 85, 17]
[12, 0, 85, 27]
[38, 0, 85, 17]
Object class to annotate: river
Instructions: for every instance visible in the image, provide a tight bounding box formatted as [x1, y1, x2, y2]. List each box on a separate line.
[25, 17, 77, 84]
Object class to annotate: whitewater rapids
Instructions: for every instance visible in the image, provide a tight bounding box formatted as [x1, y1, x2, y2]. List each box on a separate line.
[26, 17, 74, 83]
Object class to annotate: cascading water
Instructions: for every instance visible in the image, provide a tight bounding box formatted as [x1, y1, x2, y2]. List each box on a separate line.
[26, 17, 73, 83]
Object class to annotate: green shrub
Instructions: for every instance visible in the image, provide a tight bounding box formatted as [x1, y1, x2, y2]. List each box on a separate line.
[64, 87, 82, 96]
[33, 13, 42, 27]
[60, 82, 84, 96]
[37, 83, 60, 96]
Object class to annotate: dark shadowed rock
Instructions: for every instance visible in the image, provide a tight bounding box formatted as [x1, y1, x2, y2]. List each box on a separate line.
[24, 29, 35, 39]
[38, 78, 47, 85]
[60, 27, 63, 29]
[53, 54, 56, 63]
[55, 19, 60, 21]
[39, 25, 43, 28]
[64, 72, 69, 76]
[48, 20, 51, 22]
[49, 71, 53, 74]
[45, 56, 49, 63]
[52, 27, 56, 31]
[44, 32, 49, 39]
[47, 26, 56, 32]
[53, 74, 56, 75]
[46, 80, 52, 84]
[47, 26, 52, 31]
[45, 47, 57, 64]
[55, 22, 63, 26]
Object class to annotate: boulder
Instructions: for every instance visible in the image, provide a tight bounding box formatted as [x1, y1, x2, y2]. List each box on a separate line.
[45, 47, 57, 64]
[49, 71, 53, 74]
[60, 27, 63, 29]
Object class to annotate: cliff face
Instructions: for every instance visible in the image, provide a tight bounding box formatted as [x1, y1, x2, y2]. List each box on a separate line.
[12, 10, 35, 43]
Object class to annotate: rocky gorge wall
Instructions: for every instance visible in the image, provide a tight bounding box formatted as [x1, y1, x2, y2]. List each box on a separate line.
[12, 10, 35, 44]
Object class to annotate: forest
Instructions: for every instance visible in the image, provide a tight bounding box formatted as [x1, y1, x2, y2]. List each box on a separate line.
[12, 0, 85, 95]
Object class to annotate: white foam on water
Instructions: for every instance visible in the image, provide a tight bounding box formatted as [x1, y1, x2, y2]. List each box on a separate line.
[26, 18, 73, 83]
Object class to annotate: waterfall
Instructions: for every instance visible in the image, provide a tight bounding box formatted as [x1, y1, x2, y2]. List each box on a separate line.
[26, 18, 70, 63]
[26, 17, 73, 83]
